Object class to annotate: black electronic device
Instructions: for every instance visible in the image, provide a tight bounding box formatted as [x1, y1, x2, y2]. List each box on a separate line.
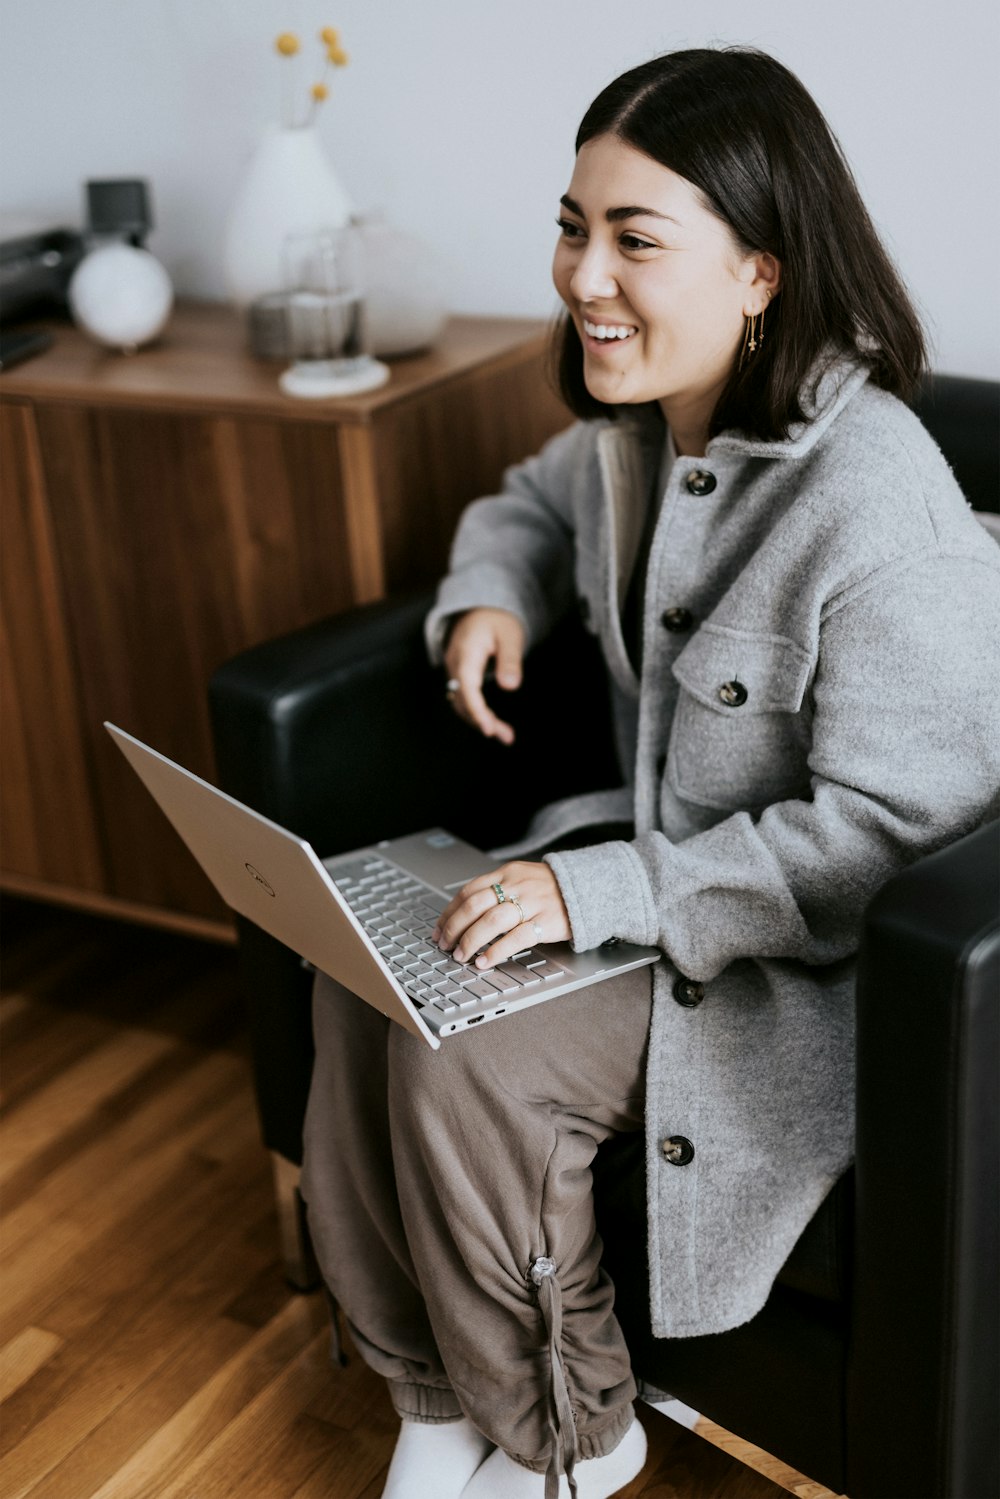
[0, 327, 54, 371]
[86, 179, 153, 247]
[0, 227, 85, 321]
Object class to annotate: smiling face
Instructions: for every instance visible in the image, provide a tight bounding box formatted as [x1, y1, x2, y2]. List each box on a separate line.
[552, 134, 779, 450]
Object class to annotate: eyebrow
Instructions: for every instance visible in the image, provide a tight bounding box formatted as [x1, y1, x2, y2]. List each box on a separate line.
[559, 193, 681, 226]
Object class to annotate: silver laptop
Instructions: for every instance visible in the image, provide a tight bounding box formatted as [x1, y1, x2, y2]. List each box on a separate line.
[106, 723, 660, 1050]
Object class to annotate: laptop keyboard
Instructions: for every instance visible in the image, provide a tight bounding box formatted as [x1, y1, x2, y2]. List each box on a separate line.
[330, 856, 568, 1018]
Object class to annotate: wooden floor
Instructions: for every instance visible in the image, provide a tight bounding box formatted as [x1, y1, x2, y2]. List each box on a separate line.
[0, 896, 842, 1499]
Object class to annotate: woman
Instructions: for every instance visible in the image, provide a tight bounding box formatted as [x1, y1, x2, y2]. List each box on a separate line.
[302, 47, 1000, 1499]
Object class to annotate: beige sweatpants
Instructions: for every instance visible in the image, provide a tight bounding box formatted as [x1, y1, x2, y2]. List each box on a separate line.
[300, 964, 653, 1479]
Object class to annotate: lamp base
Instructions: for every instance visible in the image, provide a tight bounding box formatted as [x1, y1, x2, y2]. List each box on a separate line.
[279, 356, 390, 399]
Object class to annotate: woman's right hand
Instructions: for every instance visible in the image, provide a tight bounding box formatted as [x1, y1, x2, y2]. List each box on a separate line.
[443, 608, 525, 746]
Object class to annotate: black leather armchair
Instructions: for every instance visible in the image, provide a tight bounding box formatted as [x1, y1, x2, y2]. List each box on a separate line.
[209, 375, 999, 1498]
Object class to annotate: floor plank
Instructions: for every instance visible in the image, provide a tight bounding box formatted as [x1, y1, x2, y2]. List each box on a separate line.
[58, 1299, 323, 1499]
[0, 895, 841, 1498]
[0, 1328, 64, 1405]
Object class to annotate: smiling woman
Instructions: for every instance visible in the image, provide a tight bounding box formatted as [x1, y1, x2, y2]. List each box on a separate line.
[299, 44, 1000, 1499]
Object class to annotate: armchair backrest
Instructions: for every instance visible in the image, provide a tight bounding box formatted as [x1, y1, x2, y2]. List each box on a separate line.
[912, 372, 999, 517]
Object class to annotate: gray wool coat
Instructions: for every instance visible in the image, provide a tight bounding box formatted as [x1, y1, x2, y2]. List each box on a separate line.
[425, 357, 1000, 1339]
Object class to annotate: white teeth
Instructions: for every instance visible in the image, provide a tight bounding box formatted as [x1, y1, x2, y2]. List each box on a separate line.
[583, 319, 637, 341]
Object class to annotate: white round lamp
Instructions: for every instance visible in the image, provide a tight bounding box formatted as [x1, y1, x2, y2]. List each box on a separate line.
[68, 243, 174, 353]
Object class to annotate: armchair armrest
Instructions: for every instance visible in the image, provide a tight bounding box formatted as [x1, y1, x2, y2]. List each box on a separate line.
[211, 590, 453, 852]
[849, 817, 999, 1498]
[209, 590, 619, 858]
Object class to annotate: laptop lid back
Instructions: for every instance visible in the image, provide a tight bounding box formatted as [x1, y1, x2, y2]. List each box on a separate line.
[104, 723, 437, 1045]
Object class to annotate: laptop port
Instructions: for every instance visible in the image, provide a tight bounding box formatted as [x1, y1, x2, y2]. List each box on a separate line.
[494, 1008, 506, 1015]
[467, 1015, 484, 1024]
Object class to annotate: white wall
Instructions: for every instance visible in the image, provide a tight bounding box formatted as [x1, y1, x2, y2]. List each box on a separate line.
[2, 0, 997, 377]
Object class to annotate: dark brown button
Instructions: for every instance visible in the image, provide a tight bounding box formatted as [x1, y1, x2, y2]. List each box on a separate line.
[661, 1135, 695, 1166]
[673, 978, 705, 1007]
[685, 470, 716, 496]
[718, 679, 748, 707]
[661, 607, 693, 633]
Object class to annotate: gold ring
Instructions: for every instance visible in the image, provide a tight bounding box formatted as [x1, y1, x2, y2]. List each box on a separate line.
[510, 896, 525, 923]
[492, 882, 506, 904]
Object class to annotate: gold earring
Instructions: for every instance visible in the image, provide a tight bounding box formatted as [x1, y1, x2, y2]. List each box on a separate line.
[739, 311, 757, 370]
[739, 296, 770, 372]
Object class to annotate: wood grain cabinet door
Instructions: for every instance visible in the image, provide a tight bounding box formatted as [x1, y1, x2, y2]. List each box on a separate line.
[0, 400, 109, 891]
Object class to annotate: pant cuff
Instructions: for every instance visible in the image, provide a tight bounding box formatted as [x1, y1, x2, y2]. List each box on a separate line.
[508, 1400, 636, 1471]
[387, 1378, 465, 1423]
[577, 1402, 637, 1462]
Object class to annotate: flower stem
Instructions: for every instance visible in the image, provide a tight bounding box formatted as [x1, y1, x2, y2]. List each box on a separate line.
[282, 56, 294, 128]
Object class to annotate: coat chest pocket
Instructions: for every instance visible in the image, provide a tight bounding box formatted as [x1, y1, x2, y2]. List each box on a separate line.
[667, 627, 814, 811]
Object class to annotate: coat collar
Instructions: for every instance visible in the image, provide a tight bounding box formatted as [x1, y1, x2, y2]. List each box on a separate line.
[710, 351, 870, 459]
[596, 404, 665, 606]
[601, 350, 871, 463]
[593, 408, 663, 698]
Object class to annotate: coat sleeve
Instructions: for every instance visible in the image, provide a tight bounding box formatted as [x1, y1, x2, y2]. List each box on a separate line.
[424, 420, 591, 663]
[546, 550, 1000, 979]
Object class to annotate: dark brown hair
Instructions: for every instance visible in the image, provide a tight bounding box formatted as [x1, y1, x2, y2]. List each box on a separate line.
[553, 47, 927, 439]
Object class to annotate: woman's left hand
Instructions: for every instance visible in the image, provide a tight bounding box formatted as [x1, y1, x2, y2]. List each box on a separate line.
[431, 861, 571, 969]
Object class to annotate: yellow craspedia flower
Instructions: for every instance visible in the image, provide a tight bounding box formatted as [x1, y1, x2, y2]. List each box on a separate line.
[311, 82, 329, 101]
[320, 27, 339, 45]
[275, 32, 300, 56]
[329, 46, 349, 66]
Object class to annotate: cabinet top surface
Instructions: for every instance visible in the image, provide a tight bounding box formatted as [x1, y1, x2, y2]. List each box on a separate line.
[0, 303, 552, 421]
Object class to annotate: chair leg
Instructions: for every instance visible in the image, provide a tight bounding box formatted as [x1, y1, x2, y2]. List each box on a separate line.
[271, 1151, 321, 1292]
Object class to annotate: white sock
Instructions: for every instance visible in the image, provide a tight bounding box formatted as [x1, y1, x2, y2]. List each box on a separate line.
[381, 1415, 494, 1499]
[643, 1394, 701, 1430]
[461, 1413, 647, 1498]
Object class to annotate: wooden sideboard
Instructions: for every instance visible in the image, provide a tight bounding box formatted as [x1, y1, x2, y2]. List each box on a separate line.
[0, 303, 570, 938]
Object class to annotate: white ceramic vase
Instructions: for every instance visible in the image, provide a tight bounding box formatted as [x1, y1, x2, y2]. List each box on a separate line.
[350, 213, 448, 358]
[223, 125, 353, 306]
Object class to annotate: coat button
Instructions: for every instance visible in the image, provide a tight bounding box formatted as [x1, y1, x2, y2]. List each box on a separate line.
[661, 1135, 695, 1166]
[673, 977, 705, 1007]
[718, 679, 748, 707]
[661, 607, 693, 632]
[685, 470, 717, 496]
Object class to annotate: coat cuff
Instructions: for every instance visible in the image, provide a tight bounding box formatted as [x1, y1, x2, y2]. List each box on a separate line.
[424, 565, 548, 665]
[545, 840, 658, 952]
